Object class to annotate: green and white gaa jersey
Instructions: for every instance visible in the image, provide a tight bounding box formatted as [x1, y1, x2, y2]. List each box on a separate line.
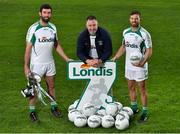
[122, 26, 152, 71]
[26, 22, 58, 64]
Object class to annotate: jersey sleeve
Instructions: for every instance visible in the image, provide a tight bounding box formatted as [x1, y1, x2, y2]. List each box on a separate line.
[55, 33, 58, 43]
[122, 37, 125, 45]
[55, 28, 58, 42]
[144, 31, 152, 48]
[122, 30, 125, 45]
[54, 27, 58, 42]
[51, 24, 58, 42]
[26, 25, 35, 44]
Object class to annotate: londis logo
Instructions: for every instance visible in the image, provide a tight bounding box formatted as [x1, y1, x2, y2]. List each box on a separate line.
[125, 43, 138, 48]
[73, 66, 113, 76]
[38, 37, 54, 43]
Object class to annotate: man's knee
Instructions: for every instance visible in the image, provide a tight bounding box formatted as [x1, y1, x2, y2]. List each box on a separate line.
[128, 84, 136, 91]
[128, 81, 135, 89]
[138, 81, 146, 93]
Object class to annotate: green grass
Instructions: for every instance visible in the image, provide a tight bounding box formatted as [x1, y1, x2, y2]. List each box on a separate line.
[0, 0, 180, 132]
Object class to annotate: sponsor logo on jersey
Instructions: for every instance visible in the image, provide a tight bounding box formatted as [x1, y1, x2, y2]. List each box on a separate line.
[38, 37, 54, 43]
[125, 42, 138, 48]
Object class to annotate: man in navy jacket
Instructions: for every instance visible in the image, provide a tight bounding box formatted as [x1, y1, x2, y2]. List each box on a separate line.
[77, 15, 112, 67]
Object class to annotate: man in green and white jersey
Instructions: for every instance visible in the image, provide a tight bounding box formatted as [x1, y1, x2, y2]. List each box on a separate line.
[112, 11, 152, 122]
[24, 4, 71, 122]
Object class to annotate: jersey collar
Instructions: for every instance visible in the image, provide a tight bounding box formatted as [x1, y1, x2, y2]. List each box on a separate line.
[130, 26, 141, 33]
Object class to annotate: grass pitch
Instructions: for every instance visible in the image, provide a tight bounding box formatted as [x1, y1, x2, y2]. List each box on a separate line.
[0, 0, 180, 133]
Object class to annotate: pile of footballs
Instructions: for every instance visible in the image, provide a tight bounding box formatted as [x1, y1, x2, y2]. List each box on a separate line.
[68, 99, 133, 130]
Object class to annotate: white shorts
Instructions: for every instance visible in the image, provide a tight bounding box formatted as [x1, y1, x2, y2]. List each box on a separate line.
[125, 69, 148, 82]
[30, 62, 56, 77]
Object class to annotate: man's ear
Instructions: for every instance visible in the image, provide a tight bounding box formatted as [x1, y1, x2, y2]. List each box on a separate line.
[39, 12, 41, 17]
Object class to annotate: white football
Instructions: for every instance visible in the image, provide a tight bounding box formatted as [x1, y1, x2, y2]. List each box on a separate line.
[96, 109, 106, 117]
[73, 99, 79, 108]
[74, 114, 87, 127]
[101, 115, 115, 128]
[82, 103, 97, 117]
[68, 109, 81, 122]
[114, 102, 123, 111]
[122, 107, 134, 117]
[115, 116, 129, 130]
[95, 114, 104, 120]
[87, 115, 101, 128]
[68, 104, 75, 112]
[118, 110, 129, 120]
[116, 112, 125, 120]
[106, 103, 118, 117]
[130, 51, 142, 64]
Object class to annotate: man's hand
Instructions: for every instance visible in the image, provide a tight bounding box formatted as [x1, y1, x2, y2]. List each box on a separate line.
[86, 59, 95, 66]
[111, 57, 116, 62]
[66, 58, 74, 62]
[91, 59, 99, 67]
[132, 60, 145, 67]
[133, 48, 152, 67]
[92, 59, 103, 68]
[86, 59, 104, 68]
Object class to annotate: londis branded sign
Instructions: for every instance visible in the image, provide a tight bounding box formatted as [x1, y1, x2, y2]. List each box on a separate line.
[69, 61, 115, 79]
[68, 61, 116, 110]
[72, 66, 113, 77]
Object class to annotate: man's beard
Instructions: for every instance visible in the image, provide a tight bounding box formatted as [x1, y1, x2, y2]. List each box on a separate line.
[89, 30, 97, 36]
[41, 16, 51, 23]
[131, 22, 139, 28]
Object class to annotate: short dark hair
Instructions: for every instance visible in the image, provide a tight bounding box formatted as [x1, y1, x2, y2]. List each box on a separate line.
[86, 15, 97, 20]
[130, 10, 141, 16]
[39, 4, 52, 12]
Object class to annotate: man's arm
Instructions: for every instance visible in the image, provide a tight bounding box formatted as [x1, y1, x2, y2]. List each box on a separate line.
[24, 43, 32, 76]
[111, 44, 126, 61]
[133, 47, 152, 67]
[141, 47, 152, 65]
[54, 42, 70, 62]
[133, 31, 152, 67]
[77, 33, 89, 63]
[99, 30, 112, 62]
